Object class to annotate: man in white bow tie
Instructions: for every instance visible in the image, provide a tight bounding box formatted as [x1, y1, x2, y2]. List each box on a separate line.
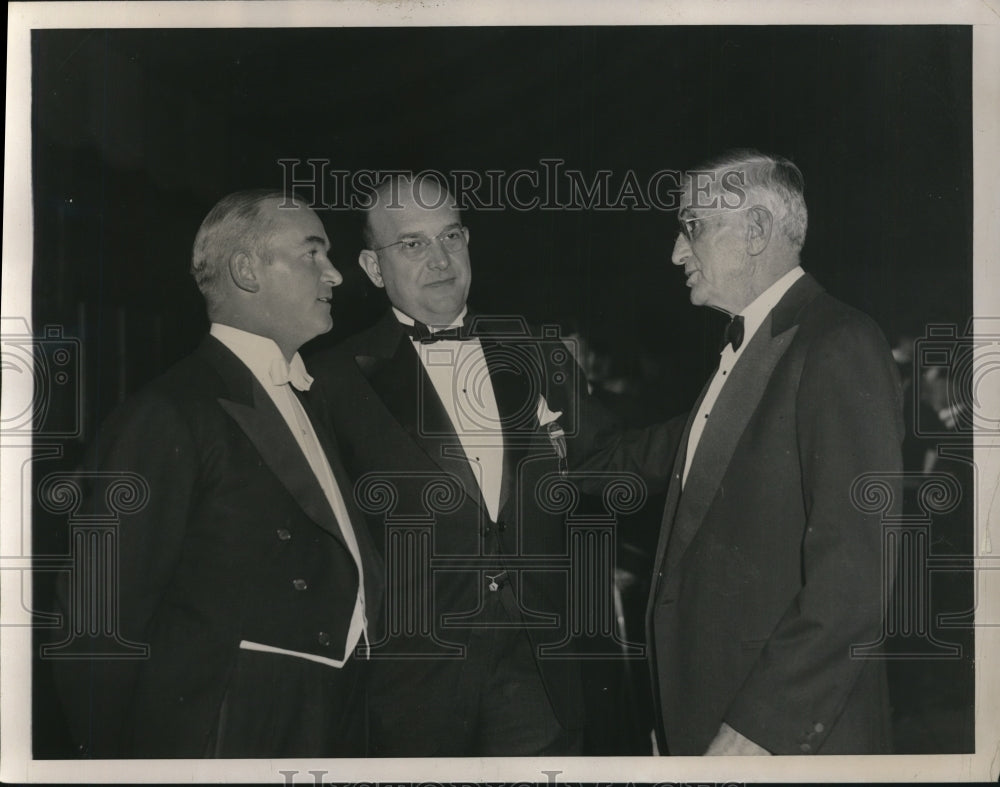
[52, 190, 384, 758]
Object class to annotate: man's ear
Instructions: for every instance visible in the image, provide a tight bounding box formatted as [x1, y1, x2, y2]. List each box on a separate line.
[462, 225, 470, 246]
[358, 249, 385, 288]
[229, 251, 260, 293]
[746, 205, 773, 256]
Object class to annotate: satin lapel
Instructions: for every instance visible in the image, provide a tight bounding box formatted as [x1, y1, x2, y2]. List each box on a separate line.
[663, 313, 799, 578]
[299, 394, 385, 613]
[200, 337, 347, 548]
[218, 388, 348, 550]
[647, 377, 710, 603]
[479, 337, 534, 522]
[358, 329, 484, 511]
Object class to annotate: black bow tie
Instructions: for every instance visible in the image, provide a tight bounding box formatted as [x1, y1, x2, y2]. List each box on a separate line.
[402, 321, 474, 344]
[720, 315, 745, 353]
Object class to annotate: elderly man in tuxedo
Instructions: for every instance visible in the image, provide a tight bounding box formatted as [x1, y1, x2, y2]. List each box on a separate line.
[52, 190, 383, 758]
[308, 175, 680, 756]
[649, 151, 903, 755]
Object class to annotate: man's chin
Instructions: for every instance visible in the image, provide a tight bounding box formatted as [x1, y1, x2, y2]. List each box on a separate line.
[424, 298, 467, 322]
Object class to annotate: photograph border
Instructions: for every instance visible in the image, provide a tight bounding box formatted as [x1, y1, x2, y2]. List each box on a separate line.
[3, 1, 999, 783]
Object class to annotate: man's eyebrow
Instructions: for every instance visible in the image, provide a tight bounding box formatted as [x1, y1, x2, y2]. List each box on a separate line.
[303, 234, 329, 248]
[395, 223, 462, 238]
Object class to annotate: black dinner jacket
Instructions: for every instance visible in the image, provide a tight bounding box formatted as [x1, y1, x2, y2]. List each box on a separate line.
[647, 274, 903, 755]
[308, 311, 609, 731]
[52, 335, 384, 757]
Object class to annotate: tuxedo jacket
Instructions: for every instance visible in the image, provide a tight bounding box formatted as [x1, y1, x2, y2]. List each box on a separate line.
[307, 312, 678, 744]
[647, 274, 904, 755]
[52, 336, 384, 758]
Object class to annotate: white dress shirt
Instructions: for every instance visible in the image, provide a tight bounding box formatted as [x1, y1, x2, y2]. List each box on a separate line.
[210, 323, 368, 667]
[393, 307, 563, 522]
[393, 307, 506, 522]
[682, 267, 805, 488]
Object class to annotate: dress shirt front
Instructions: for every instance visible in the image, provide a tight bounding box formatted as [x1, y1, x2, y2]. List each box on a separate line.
[393, 307, 506, 522]
[210, 323, 368, 666]
[682, 266, 805, 487]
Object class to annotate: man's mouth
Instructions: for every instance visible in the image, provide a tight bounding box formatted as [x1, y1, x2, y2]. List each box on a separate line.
[317, 295, 332, 303]
[425, 278, 455, 288]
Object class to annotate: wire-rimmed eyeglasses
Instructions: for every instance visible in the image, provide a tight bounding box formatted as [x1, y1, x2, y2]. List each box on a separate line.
[371, 226, 468, 260]
[678, 206, 753, 242]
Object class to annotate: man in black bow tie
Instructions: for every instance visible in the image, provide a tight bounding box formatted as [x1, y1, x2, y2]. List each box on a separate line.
[52, 190, 383, 757]
[308, 175, 680, 756]
[649, 150, 904, 755]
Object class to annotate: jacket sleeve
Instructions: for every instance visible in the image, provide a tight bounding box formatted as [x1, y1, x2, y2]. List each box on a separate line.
[51, 391, 199, 757]
[723, 314, 904, 754]
[547, 344, 685, 495]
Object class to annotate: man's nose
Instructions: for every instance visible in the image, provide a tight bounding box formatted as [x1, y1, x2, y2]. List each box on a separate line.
[426, 240, 452, 270]
[671, 233, 691, 266]
[320, 257, 344, 287]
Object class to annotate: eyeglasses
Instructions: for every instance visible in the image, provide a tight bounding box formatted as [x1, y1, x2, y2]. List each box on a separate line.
[678, 206, 753, 242]
[371, 226, 468, 260]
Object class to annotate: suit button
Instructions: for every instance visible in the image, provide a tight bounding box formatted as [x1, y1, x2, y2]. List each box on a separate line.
[814, 722, 824, 733]
[799, 742, 812, 753]
[497, 522, 506, 532]
[482, 525, 492, 536]
[292, 578, 308, 591]
[276, 528, 292, 541]
[317, 631, 331, 646]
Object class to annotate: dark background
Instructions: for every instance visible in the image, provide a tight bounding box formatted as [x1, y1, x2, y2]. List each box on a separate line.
[29, 26, 974, 756]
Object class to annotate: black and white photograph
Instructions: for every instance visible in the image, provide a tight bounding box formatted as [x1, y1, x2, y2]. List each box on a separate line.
[2, 1, 999, 783]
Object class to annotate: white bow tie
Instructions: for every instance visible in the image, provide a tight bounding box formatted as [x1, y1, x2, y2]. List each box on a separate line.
[269, 355, 314, 392]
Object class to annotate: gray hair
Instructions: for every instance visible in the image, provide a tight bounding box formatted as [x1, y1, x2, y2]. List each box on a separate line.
[696, 149, 808, 250]
[190, 189, 291, 311]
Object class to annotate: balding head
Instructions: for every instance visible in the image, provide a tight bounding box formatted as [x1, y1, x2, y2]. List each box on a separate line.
[358, 175, 471, 326]
[361, 175, 455, 250]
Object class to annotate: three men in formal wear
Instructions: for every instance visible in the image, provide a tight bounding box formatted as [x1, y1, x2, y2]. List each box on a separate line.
[308, 175, 678, 756]
[648, 151, 904, 755]
[52, 190, 382, 757]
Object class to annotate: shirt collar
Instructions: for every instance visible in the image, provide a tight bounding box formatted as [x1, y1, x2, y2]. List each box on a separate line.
[730, 266, 804, 356]
[210, 323, 313, 391]
[392, 305, 468, 333]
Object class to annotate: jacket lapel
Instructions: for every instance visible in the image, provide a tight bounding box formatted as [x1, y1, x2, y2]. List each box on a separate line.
[299, 392, 385, 615]
[479, 335, 536, 522]
[660, 274, 822, 582]
[647, 378, 711, 602]
[199, 337, 349, 551]
[354, 312, 485, 511]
